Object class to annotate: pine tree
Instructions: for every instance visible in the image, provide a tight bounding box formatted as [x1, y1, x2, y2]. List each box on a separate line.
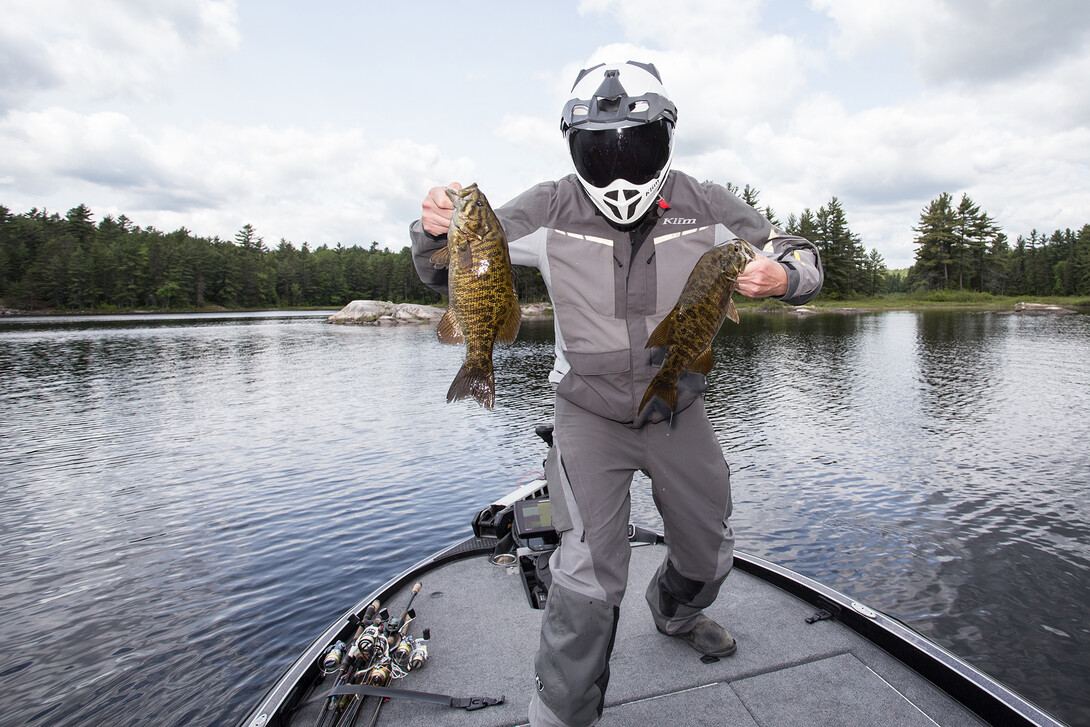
[1075, 224, 1090, 295]
[911, 193, 958, 290]
[812, 197, 865, 297]
[863, 248, 887, 296]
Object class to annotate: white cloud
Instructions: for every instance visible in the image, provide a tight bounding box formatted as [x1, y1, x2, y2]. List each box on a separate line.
[1, 1, 1087, 272]
[0, 0, 239, 109]
[578, 0, 766, 44]
[815, 0, 1090, 85]
[0, 107, 474, 249]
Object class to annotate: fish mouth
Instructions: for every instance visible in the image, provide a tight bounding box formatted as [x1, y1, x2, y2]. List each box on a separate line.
[445, 183, 479, 205]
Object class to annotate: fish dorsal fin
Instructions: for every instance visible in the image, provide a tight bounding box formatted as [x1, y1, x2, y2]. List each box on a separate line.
[430, 247, 451, 269]
[690, 346, 714, 375]
[645, 311, 676, 349]
[725, 297, 739, 324]
[436, 307, 464, 344]
[495, 297, 522, 345]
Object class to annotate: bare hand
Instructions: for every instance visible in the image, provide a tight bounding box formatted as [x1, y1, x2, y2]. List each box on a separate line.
[421, 182, 462, 236]
[736, 253, 788, 298]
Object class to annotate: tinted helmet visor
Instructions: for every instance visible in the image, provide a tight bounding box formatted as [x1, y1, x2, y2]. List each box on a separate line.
[568, 119, 673, 188]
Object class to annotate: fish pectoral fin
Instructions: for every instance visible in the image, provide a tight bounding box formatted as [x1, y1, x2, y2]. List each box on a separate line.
[495, 297, 522, 345]
[430, 247, 451, 269]
[725, 297, 739, 324]
[436, 308, 464, 344]
[645, 310, 676, 348]
[690, 346, 715, 375]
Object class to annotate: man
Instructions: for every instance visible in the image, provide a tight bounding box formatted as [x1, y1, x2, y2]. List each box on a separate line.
[410, 61, 822, 727]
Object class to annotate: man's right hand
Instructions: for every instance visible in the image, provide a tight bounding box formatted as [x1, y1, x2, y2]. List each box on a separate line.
[421, 182, 462, 236]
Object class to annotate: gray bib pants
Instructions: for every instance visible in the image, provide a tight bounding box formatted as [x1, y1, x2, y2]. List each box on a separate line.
[529, 395, 735, 727]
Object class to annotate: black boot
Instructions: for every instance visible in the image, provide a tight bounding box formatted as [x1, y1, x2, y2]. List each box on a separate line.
[659, 614, 737, 657]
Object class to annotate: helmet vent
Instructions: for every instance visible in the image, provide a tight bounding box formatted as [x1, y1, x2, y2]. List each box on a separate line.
[593, 71, 627, 105]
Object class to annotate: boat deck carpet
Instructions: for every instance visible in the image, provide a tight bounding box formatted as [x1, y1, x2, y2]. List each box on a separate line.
[287, 542, 986, 726]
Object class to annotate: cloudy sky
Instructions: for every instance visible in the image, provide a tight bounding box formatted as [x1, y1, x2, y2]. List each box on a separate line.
[2, 0, 1088, 269]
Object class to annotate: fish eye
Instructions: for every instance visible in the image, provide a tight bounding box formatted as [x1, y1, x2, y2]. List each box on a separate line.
[475, 201, 483, 206]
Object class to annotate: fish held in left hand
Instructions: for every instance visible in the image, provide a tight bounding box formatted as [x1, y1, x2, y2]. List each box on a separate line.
[639, 239, 755, 414]
[430, 183, 521, 408]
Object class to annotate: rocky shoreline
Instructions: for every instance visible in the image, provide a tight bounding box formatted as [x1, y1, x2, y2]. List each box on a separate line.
[326, 300, 552, 325]
[991, 301, 1079, 315]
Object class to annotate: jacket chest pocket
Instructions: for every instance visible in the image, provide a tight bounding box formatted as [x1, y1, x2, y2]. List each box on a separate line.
[547, 233, 617, 316]
[653, 231, 715, 316]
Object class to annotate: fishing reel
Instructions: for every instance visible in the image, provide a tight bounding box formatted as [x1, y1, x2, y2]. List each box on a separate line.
[321, 641, 347, 674]
[356, 622, 383, 660]
[392, 637, 414, 669]
[390, 630, 430, 680]
[408, 629, 431, 671]
[366, 663, 391, 685]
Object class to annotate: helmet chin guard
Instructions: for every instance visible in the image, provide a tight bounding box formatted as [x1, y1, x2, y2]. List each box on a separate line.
[581, 164, 669, 225]
[561, 61, 677, 226]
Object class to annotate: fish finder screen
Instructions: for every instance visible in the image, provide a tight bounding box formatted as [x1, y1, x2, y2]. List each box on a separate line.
[514, 499, 554, 538]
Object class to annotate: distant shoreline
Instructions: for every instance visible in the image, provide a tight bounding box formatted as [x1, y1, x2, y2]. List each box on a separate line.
[0, 306, 337, 318]
[3, 296, 1088, 319]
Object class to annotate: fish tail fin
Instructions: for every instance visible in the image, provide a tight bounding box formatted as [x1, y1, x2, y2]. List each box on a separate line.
[447, 359, 495, 408]
[638, 373, 677, 415]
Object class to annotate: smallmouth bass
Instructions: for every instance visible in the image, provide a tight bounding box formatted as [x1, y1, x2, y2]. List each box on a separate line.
[430, 184, 521, 408]
[639, 239, 755, 414]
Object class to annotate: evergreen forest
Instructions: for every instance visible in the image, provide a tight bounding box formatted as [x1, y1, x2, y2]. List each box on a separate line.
[2, 191, 1088, 312]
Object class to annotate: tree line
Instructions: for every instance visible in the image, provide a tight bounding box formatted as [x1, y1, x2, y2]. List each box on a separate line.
[0, 204, 550, 310]
[2, 194, 1088, 312]
[734, 183, 1090, 299]
[906, 192, 1090, 297]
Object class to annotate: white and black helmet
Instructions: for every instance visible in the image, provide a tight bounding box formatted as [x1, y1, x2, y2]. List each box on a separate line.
[561, 61, 678, 226]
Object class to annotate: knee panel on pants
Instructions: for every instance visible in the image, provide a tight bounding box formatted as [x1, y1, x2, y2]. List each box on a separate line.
[652, 559, 710, 618]
[534, 584, 620, 726]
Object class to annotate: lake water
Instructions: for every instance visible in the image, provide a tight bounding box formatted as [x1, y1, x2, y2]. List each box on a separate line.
[0, 309, 1088, 726]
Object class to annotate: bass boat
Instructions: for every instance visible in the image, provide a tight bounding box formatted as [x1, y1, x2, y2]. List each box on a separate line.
[239, 430, 1068, 727]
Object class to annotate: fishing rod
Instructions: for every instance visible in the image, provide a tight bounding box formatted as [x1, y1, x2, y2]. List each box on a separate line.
[314, 600, 381, 727]
[314, 640, 348, 727]
[340, 599, 400, 727]
[306, 584, 418, 727]
[352, 583, 422, 727]
[386, 582, 421, 645]
[314, 581, 501, 721]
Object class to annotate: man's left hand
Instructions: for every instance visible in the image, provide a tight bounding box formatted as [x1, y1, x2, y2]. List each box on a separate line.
[735, 254, 788, 299]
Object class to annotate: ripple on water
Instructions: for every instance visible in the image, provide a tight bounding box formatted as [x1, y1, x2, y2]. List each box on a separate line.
[1, 311, 1089, 726]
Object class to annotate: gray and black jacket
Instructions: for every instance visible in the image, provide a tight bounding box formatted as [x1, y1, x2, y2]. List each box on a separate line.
[410, 170, 823, 427]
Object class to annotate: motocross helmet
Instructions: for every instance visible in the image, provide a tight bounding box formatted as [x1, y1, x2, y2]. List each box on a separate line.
[561, 61, 677, 226]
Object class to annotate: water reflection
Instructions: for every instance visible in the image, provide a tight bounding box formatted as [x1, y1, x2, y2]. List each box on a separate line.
[1, 310, 1088, 725]
[706, 310, 1090, 723]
